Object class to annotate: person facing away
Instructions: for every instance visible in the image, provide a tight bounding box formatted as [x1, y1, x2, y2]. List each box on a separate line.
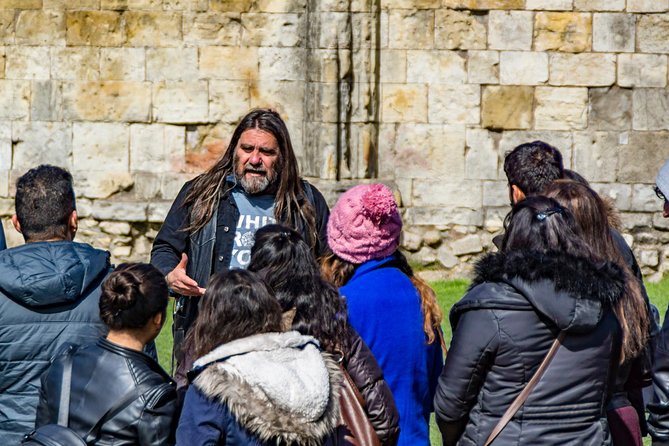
[176, 269, 341, 446]
[0, 165, 111, 444]
[35, 263, 178, 445]
[321, 183, 444, 446]
[150, 108, 330, 382]
[248, 224, 400, 445]
[434, 196, 624, 446]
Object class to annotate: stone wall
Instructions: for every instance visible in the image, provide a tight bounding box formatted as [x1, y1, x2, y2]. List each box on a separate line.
[1, 0, 669, 280]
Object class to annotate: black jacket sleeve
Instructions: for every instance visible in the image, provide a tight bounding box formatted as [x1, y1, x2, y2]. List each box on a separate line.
[344, 326, 400, 446]
[305, 183, 330, 258]
[137, 383, 179, 446]
[151, 182, 193, 277]
[649, 310, 669, 445]
[434, 309, 499, 446]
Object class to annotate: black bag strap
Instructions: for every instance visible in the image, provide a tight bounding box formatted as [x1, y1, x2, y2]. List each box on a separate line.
[56, 348, 76, 426]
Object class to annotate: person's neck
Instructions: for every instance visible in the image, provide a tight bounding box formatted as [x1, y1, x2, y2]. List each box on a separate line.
[106, 330, 146, 352]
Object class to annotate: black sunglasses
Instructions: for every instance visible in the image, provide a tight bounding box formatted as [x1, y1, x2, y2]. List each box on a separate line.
[655, 185, 666, 201]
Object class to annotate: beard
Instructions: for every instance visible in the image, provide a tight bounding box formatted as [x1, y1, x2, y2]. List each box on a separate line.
[234, 157, 280, 195]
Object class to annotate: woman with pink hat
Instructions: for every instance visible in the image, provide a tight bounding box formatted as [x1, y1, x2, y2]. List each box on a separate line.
[322, 183, 444, 446]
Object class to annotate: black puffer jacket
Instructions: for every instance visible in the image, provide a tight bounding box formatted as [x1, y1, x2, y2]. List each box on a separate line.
[36, 338, 178, 445]
[434, 250, 624, 446]
[344, 326, 400, 445]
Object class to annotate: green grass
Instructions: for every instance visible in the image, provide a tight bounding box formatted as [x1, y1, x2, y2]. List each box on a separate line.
[155, 276, 669, 445]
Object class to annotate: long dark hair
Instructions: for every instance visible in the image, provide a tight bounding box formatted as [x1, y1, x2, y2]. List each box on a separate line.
[186, 269, 282, 358]
[99, 263, 168, 331]
[545, 181, 650, 363]
[248, 224, 347, 353]
[181, 109, 317, 250]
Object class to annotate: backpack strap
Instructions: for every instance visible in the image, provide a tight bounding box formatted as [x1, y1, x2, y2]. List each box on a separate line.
[56, 347, 76, 426]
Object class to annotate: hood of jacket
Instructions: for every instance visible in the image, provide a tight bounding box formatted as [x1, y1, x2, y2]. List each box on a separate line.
[192, 331, 340, 446]
[0, 241, 111, 309]
[452, 249, 624, 334]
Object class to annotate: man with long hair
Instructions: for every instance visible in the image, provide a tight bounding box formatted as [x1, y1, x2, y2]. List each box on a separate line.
[151, 108, 329, 378]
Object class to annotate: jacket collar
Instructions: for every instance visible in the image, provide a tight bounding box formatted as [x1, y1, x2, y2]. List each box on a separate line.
[97, 337, 173, 383]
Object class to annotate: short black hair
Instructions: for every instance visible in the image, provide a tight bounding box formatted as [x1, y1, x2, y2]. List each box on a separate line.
[503, 141, 564, 196]
[15, 165, 76, 241]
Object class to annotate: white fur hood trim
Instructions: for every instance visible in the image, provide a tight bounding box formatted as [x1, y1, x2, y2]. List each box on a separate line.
[192, 331, 341, 445]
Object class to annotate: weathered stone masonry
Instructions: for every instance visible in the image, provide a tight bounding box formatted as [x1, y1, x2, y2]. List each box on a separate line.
[2, 0, 669, 280]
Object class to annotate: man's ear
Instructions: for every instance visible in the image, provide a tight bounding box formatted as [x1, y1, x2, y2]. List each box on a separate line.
[11, 214, 21, 234]
[153, 312, 164, 329]
[511, 185, 526, 205]
[67, 210, 78, 240]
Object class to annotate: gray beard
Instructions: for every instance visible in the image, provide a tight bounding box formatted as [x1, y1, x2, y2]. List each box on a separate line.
[239, 172, 272, 194]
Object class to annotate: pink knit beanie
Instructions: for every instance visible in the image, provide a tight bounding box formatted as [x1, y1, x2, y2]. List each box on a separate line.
[327, 183, 402, 264]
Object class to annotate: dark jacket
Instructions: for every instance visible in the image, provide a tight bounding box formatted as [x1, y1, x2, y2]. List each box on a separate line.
[345, 326, 400, 445]
[434, 250, 624, 446]
[176, 332, 340, 446]
[0, 224, 5, 250]
[0, 241, 110, 444]
[36, 338, 178, 445]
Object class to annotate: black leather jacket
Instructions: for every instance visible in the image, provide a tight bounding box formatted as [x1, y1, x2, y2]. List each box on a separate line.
[36, 338, 178, 445]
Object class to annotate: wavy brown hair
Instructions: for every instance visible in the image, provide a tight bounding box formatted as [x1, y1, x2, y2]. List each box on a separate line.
[181, 109, 318, 249]
[321, 250, 443, 345]
[545, 180, 650, 364]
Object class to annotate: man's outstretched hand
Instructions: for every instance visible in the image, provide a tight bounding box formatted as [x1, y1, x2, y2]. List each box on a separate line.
[166, 254, 206, 296]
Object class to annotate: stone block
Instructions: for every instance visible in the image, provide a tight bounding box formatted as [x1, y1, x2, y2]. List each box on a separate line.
[436, 244, 458, 269]
[51, 47, 99, 81]
[379, 50, 406, 83]
[15, 10, 65, 45]
[468, 50, 499, 84]
[305, 83, 338, 124]
[483, 181, 509, 206]
[258, 48, 306, 81]
[241, 13, 303, 47]
[618, 54, 667, 88]
[434, 9, 486, 50]
[488, 10, 533, 51]
[627, 0, 669, 12]
[589, 87, 632, 130]
[526, 0, 571, 9]
[481, 85, 533, 130]
[619, 132, 669, 183]
[406, 50, 466, 84]
[592, 13, 635, 52]
[573, 0, 624, 11]
[638, 14, 669, 53]
[631, 184, 660, 212]
[30, 81, 60, 121]
[633, 89, 669, 131]
[76, 172, 134, 199]
[549, 53, 616, 86]
[62, 81, 151, 122]
[125, 12, 182, 47]
[619, 212, 652, 231]
[183, 12, 242, 46]
[147, 202, 171, 222]
[442, 0, 523, 8]
[45, 0, 99, 7]
[66, 11, 124, 46]
[534, 87, 588, 130]
[405, 206, 484, 226]
[79, 200, 148, 222]
[6, 47, 50, 80]
[380, 124, 465, 179]
[12, 122, 73, 171]
[465, 129, 499, 180]
[401, 227, 423, 251]
[72, 123, 129, 171]
[500, 51, 548, 85]
[250, 79, 304, 126]
[382, 84, 427, 123]
[160, 172, 196, 199]
[413, 179, 482, 208]
[534, 12, 592, 52]
[408, 246, 437, 265]
[0, 0, 41, 8]
[199, 47, 258, 80]
[572, 131, 619, 182]
[388, 9, 434, 49]
[100, 48, 145, 81]
[153, 81, 209, 124]
[0, 123, 9, 170]
[132, 172, 162, 200]
[0, 80, 30, 120]
[0, 170, 7, 197]
[590, 182, 632, 211]
[130, 124, 185, 173]
[209, 80, 250, 122]
[146, 48, 198, 81]
[0, 10, 15, 45]
[639, 249, 659, 268]
[429, 84, 480, 125]
[451, 234, 483, 256]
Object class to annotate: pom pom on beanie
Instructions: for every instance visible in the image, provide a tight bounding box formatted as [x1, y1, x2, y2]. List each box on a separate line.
[327, 183, 402, 264]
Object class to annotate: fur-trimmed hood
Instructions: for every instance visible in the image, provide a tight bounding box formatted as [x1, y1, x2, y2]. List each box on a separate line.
[451, 250, 625, 334]
[192, 331, 340, 446]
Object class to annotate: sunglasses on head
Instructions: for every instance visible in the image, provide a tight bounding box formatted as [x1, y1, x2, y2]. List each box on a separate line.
[655, 185, 666, 202]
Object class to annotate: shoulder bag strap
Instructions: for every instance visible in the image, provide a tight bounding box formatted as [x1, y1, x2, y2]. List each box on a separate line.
[56, 349, 75, 426]
[484, 331, 566, 446]
[83, 382, 154, 442]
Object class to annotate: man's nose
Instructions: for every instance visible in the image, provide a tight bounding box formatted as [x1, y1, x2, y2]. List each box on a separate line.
[249, 150, 262, 165]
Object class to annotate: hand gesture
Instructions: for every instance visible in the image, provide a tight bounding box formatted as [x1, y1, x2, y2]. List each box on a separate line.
[166, 254, 206, 296]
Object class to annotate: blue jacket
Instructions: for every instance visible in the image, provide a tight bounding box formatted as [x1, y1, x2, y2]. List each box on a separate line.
[0, 241, 110, 443]
[340, 256, 443, 446]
